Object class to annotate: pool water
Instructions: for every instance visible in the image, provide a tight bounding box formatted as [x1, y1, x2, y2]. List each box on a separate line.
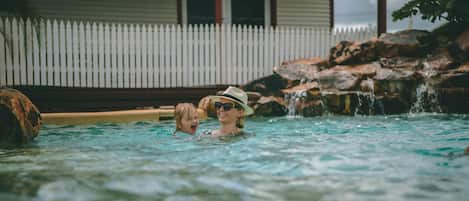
[1, 114, 469, 201]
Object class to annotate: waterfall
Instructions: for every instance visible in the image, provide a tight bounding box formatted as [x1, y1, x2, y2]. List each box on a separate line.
[409, 82, 441, 113]
[354, 78, 377, 115]
[409, 62, 442, 113]
[284, 90, 307, 117]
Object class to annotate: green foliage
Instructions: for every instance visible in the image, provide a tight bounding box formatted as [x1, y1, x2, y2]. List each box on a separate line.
[392, 0, 469, 24]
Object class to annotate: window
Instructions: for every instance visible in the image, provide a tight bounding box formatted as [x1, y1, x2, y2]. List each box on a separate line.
[231, 0, 264, 26]
[187, 0, 215, 24]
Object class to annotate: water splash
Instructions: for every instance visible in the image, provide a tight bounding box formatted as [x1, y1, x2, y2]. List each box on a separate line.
[354, 78, 377, 115]
[285, 90, 307, 118]
[353, 91, 378, 115]
[410, 62, 442, 114]
[409, 83, 441, 114]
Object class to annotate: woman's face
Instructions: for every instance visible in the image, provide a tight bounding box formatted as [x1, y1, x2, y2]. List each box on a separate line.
[178, 110, 199, 134]
[215, 99, 243, 124]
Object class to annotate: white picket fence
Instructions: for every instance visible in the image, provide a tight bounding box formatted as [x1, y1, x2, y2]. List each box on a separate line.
[0, 17, 377, 88]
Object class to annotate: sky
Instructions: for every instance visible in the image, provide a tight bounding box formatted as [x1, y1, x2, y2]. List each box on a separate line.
[335, 0, 445, 32]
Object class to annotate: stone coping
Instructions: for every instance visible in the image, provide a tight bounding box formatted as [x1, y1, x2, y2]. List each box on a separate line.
[42, 108, 208, 125]
[42, 109, 174, 125]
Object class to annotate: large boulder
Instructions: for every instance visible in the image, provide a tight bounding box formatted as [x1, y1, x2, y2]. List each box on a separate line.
[437, 88, 469, 113]
[375, 93, 411, 114]
[455, 29, 469, 55]
[321, 91, 359, 115]
[0, 88, 41, 145]
[252, 96, 287, 116]
[316, 68, 360, 91]
[425, 48, 458, 71]
[435, 62, 469, 88]
[328, 30, 430, 66]
[273, 57, 325, 86]
[242, 74, 288, 96]
[431, 63, 469, 113]
[281, 82, 324, 116]
[378, 30, 430, 58]
[329, 39, 381, 65]
[373, 67, 422, 112]
[379, 57, 424, 70]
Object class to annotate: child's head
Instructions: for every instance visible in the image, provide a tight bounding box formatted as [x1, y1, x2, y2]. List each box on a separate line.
[174, 103, 199, 135]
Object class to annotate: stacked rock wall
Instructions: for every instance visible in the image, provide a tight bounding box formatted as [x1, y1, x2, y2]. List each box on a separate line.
[236, 28, 469, 116]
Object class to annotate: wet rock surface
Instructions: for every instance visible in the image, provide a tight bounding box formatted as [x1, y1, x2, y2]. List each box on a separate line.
[232, 29, 469, 116]
[0, 88, 41, 145]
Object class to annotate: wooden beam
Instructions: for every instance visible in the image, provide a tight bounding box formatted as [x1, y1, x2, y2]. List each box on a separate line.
[270, 0, 277, 27]
[377, 0, 387, 36]
[177, 0, 182, 24]
[215, 0, 222, 24]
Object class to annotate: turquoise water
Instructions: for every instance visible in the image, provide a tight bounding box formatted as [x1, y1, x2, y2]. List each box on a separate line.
[1, 114, 469, 201]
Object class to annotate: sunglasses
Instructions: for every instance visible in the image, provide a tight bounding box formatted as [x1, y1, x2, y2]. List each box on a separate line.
[214, 102, 241, 111]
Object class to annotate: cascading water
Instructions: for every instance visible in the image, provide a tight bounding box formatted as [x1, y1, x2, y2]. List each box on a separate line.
[409, 82, 442, 113]
[354, 78, 377, 115]
[284, 90, 307, 117]
[409, 62, 442, 113]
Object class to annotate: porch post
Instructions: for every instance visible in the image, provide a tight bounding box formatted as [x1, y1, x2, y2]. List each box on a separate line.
[177, 0, 182, 24]
[377, 0, 387, 36]
[215, 0, 222, 24]
[270, 0, 277, 27]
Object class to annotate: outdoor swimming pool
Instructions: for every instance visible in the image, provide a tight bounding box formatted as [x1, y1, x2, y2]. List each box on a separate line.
[1, 114, 468, 201]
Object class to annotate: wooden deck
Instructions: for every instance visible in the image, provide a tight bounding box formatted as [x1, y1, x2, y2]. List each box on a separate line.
[14, 86, 229, 113]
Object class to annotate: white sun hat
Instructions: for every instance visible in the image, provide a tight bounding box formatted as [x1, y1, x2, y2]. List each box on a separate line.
[209, 86, 254, 116]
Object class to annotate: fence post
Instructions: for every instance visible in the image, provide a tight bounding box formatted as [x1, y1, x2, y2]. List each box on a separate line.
[135, 24, 142, 88]
[104, 23, 111, 88]
[116, 23, 123, 88]
[182, 24, 187, 87]
[65, 21, 73, 87]
[58, 20, 66, 86]
[175, 24, 181, 87]
[171, 24, 177, 87]
[147, 24, 154, 88]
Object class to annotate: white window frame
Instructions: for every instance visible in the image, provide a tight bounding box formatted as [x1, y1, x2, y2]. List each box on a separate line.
[182, 0, 271, 26]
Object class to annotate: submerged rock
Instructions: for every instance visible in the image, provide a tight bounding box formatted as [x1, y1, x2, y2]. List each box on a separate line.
[0, 88, 41, 145]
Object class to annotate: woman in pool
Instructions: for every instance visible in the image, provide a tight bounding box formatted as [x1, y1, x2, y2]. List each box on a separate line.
[174, 103, 199, 135]
[209, 86, 253, 137]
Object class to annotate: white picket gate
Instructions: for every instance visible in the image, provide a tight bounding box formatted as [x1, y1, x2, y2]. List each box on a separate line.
[0, 17, 376, 88]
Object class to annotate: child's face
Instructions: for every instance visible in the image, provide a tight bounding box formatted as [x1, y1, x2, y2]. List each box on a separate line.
[179, 110, 199, 134]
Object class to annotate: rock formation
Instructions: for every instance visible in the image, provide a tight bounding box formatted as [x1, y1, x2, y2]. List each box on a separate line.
[0, 88, 41, 145]
[237, 28, 469, 116]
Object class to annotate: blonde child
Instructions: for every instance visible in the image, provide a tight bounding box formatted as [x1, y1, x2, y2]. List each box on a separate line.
[174, 103, 199, 135]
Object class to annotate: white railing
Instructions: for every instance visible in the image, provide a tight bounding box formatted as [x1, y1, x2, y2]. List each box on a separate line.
[0, 17, 376, 88]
